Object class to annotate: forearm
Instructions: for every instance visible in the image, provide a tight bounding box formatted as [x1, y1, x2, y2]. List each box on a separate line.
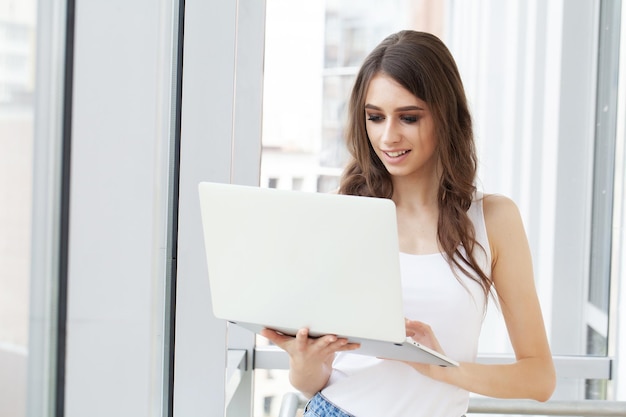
[436, 356, 556, 401]
[289, 359, 332, 399]
[260, 328, 358, 398]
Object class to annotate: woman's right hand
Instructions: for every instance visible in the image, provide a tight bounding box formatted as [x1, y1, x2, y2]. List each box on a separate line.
[260, 327, 360, 397]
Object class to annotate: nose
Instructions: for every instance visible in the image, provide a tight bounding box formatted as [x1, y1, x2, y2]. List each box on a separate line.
[380, 119, 401, 145]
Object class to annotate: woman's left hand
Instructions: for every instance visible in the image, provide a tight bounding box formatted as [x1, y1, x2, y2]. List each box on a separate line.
[404, 318, 448, 379]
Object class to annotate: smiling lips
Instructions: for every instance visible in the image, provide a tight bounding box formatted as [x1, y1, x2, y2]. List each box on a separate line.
[385, 150, 410, 158]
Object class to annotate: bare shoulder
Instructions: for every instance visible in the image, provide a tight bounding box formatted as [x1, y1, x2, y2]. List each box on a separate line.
[481, 193, 522, 226]
[481, 193, 529, 265]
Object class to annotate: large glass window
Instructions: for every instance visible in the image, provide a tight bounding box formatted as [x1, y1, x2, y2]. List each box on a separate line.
[257, 0, 623, 414]
[0, 1, 37, 416]
[261, 0, 444, 194]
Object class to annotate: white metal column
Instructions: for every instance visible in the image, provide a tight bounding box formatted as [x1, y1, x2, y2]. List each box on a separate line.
[29, 0, 68, 415]
[610, 0, 626, 401]
[61, 0, 179, 416]
[174, 1, 265, 416]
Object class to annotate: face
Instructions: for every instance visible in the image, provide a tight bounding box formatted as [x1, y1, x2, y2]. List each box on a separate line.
[364, 73, 438, 181]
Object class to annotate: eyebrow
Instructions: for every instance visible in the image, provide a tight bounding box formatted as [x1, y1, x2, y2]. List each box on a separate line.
[364, 104, 425, 112]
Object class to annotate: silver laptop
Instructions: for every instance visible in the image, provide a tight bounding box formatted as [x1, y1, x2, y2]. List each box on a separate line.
[198, 181, 458, 367]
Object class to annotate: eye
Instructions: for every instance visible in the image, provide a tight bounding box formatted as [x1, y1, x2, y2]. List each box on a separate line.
[400, 115, 418, 123]
[366, 114, 384, 122]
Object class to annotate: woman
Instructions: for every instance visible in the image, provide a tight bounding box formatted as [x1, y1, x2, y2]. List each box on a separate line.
[262, 30, 556, 417]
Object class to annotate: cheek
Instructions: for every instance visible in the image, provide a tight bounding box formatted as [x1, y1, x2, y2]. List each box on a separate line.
[417, 125, 437, 149]
[365, 134, 383, 160]
[365, 124, 381, 143]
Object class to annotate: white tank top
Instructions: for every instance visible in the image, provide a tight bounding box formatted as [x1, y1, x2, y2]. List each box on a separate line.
[321, 194, 491, 417]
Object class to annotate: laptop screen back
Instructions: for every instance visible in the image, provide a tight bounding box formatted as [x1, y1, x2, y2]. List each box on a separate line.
[198, 182, 406, 343]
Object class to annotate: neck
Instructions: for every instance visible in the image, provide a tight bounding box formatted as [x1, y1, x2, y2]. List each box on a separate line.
[391, 173, 440, 210]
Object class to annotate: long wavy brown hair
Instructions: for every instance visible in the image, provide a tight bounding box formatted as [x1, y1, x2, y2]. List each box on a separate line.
[338, 30, 492, 298]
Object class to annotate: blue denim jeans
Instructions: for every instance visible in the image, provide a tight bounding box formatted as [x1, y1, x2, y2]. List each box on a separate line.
[303, 392, 467, 417]
[303, 392, 355, 417]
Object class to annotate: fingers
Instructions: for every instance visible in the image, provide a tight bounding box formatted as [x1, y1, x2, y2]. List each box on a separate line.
[295, 328, 311, 352]
[260, 328, 299, 351]
[317, 335, 360, 353]
[260, 328, 275, 339]
[405, 318, 429, 330]
[405, 318, 414, 337]
[297, 330, 358, 354]
[262, 327, 360, 356]
[339, 341, 361, 351]
[405, 319, 433, 337]
[405, 319, 444, 353]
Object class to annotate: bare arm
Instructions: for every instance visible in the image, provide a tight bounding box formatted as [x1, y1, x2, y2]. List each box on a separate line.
[261, 328, 360, 398]
[407, 195, 556, 401]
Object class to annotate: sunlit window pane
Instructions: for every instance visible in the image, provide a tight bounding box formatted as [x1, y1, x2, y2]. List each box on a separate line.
[0, 1, 37, 416]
